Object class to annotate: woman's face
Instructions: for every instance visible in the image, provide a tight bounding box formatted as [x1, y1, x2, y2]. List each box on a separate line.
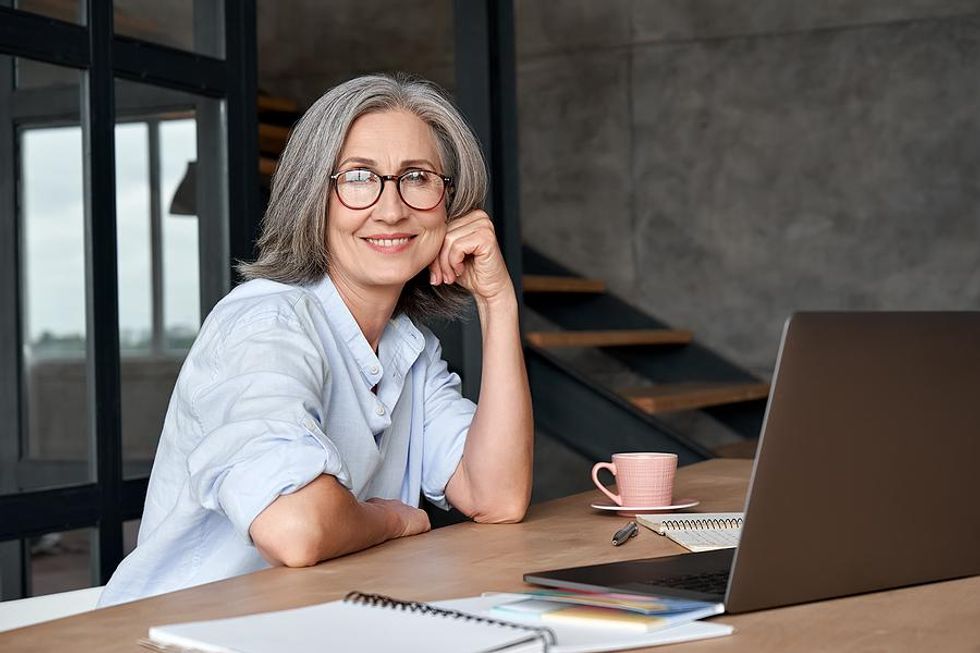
[326, 109, 449, 298]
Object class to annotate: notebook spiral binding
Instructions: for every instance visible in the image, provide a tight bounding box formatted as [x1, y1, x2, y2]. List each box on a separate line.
[661, 517, 743, 531]
[345, 591, 557, 651]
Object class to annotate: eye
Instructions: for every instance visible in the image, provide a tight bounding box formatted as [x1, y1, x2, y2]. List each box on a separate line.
[339, 169, 377, 185]
[401, 170, 431, 186]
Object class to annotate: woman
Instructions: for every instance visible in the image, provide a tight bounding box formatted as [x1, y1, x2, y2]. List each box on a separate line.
[99, 74, 532, 606]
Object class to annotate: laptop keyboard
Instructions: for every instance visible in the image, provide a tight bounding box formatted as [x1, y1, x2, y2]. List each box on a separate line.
[639, 570, 730, 595]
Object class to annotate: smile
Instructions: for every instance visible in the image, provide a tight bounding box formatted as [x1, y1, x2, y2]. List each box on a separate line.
[362, 234, 416, 253]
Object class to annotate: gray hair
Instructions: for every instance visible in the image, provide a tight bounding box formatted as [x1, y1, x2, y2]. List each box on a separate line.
[238, 73, 488, 322]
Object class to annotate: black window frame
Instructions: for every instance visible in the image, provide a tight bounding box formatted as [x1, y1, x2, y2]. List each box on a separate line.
[0, 0, 521, 599]
[0, 0, 257, 598]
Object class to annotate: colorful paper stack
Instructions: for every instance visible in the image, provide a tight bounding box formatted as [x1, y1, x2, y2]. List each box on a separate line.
[490, 588, 723, 633]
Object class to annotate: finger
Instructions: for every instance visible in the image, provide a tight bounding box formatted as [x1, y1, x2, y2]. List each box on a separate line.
[440, 214, 492, 282]
[416, 509, 432, 533]
[427, 259, 441, 285]
[446, 232, 491, 281]
[447, 235, 476, 275]
[439, 233, 460, 283]
[433, 233, 456, 284]
[446, 210, 492, 234]
[441, 215, 493, 280]
[449, 223, 495, 268]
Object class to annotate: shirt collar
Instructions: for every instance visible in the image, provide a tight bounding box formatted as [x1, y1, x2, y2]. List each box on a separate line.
[310, 275, 425, 388]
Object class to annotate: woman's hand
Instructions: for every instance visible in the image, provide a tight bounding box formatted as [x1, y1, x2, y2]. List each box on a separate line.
[429, 210, 514, 305]
[365, 497, 431, 538]
[430, 211, 533, 524]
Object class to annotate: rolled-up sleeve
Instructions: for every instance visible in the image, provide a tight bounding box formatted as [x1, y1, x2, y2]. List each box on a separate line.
[419, 328, 476, 509]
[185, 304, 350, 543]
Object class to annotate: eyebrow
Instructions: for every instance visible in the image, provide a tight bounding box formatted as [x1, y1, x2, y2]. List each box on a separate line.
[336, 157, 439, 171]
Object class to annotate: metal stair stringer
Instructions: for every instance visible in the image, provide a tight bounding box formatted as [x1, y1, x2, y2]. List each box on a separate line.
[523, 246, 767, 440]
[526, 344, 713, 466]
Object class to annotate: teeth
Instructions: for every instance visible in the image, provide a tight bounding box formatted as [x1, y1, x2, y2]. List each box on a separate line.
[366, 237, 411, 247]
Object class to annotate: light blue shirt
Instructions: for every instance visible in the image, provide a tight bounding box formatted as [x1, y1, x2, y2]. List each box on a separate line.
[99, 275, 475, 607]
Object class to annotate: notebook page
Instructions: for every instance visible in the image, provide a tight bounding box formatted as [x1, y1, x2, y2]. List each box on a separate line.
[665, 528, 740, 552]
[636, 512, 744, 535]
[435, 595, 733, 653]
[149, 599, 543, 653]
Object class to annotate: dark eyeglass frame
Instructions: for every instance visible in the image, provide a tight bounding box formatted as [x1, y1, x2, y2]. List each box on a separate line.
[329, 168, 454, 211]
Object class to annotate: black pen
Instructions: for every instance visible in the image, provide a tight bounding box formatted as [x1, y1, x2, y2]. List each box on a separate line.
[611, 520, 638, 546]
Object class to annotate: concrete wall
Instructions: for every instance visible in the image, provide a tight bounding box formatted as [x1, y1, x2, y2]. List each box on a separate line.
[256, 1, 980, 373]
[516, 1, 980, 373]
[257, 0, 454, 106]
[26, 358, 180, 461]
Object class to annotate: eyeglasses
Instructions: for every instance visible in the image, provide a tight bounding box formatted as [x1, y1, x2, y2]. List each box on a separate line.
[329, 168, 453, 211]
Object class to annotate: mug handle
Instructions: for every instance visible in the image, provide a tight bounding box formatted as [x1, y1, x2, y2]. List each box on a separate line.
[591, 462, 622, 505]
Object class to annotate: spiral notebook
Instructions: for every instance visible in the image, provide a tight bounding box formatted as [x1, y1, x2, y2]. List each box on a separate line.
[636, 512, 744, 552]
[142, 591, 733, 653]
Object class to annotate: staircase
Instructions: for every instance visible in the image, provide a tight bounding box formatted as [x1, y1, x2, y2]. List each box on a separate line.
[257, 93, 296, 185]
[522, 247, 767, 465]
[252, 94, 767, 465]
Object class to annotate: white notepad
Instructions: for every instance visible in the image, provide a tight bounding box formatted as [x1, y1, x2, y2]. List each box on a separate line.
[441, 594, 732, 653]
[636, 512, 744, 552]
[145, 592, 733, 653]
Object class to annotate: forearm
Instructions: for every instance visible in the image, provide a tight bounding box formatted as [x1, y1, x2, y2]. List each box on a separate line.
[454, 290, 533, 521]
[250, 475, 403, 567]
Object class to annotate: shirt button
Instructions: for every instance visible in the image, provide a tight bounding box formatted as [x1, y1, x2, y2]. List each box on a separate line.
[375, 403, 386, 416]
[369, 365, 380, 375]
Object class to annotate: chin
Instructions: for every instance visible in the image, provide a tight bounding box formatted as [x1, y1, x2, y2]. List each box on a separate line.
[365, 267, 424, 289]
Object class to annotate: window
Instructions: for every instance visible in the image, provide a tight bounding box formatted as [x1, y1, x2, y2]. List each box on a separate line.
[0, 3, 257, 600]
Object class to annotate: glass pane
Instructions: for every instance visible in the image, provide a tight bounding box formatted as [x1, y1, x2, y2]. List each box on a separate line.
[14, 0, 83, 25]
[15, 58, 83, 90]
[29, 528, 95, 597]
[123, 519, 140, 556]
[116, 122, 152, 354]
[113, 0, 223, 58]
[160, 118, 201, 350]
[13, 56, 91, 493]
[115, 79, 225, 478]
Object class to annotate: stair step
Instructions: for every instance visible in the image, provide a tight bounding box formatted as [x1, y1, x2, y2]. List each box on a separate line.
[258, 95, 299, 113]
[621, 382, 770, 414]
[259, 123, 290, 153]
[523, 275, 605, 294]
[525, 329, 692, 348]
[713, 439, 759, 459]
[259, 156, 277, 177]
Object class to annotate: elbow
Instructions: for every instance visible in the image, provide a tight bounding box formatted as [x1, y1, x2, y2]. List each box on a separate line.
[471, 497, 529, 524]
[448, 463, 531, 524]
[250, 475, 362, 567]
[272, 537, 322, 568]
[251, 511, 324, 568]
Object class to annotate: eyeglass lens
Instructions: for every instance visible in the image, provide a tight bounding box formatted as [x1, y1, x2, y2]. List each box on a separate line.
[335, 169, 446, 211]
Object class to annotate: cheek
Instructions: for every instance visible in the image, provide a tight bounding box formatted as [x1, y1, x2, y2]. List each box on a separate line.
[424, 221, 448, 256]
[325, 202, 362, 243]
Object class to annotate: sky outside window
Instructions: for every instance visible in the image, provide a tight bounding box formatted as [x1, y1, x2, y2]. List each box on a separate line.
[21, 119, 200, 355]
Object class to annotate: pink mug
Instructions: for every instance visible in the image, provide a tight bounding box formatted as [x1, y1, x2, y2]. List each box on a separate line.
[591, 452, 677, 507]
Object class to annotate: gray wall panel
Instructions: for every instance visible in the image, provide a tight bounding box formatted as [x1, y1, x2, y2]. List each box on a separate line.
[629, 14, 980, 369]
[516, 0, 632, 58]
[517, 50, 636, 289]
[632, 0, 980, 43]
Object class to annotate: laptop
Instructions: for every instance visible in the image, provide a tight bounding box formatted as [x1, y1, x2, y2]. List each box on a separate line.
[525, 312, 980, 613]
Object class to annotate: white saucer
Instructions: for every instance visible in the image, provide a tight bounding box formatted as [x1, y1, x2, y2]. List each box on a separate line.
[590, 498, 700, 514]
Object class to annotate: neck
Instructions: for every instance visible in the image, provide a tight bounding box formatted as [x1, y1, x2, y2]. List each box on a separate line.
[329, 273, 401, 350]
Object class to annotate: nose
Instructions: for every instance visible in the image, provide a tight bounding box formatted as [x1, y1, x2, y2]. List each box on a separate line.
[372, 178, 409, 223]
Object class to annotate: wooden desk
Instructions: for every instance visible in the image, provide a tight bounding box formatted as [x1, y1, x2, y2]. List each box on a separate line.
[2, 459, 978, 651]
